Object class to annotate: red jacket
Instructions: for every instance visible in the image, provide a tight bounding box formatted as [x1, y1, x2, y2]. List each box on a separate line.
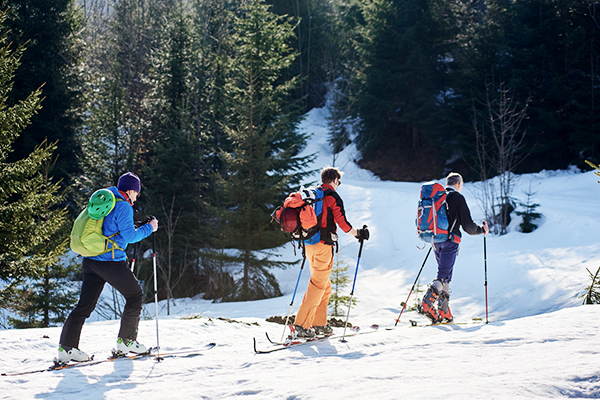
[318, 183, 353, 244]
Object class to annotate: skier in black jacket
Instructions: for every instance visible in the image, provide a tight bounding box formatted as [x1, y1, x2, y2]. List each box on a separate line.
[418, 172, 488, 323]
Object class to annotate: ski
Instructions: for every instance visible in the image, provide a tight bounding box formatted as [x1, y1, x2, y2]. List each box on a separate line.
[407, 319, 481, 327]
[0, 357, 105, 376]
[1, 342, 216, 376]
[254, 334, 335, 354]
[152, 342, 217, 360]
[254, 327, 378, 354]
[264, 331, 333, 346]
[265, 332, 333, 346]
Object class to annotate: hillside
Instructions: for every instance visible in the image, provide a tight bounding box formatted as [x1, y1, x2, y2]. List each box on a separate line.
[1, 106, 600, 399]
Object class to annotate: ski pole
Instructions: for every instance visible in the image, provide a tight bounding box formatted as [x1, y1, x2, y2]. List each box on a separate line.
[341, 225, 367, 343]
[394, 246, 432, 326]
[130, 243, 137, 273]
[152, 232, 163, 360]
[483, 221, 489, 324]
[281, 241, 307, 342]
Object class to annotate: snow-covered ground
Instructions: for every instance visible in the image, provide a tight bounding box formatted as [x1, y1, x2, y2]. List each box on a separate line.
[2, 106, 600, 399]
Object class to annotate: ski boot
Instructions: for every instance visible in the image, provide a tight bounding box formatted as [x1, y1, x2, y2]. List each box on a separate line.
[291, 325, 316, 339]
[418, 282, 441, 323]
[116, 338, 148, 355]
[313, 325, 333, 336]
[58, 346, 90, 363]
[437, 292, 453, 323]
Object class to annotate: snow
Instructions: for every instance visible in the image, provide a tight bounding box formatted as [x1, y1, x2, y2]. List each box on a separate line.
[2, 105, 600, 399]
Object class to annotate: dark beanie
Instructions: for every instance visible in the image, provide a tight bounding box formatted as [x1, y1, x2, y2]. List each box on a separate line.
[117, 172, 141, 192]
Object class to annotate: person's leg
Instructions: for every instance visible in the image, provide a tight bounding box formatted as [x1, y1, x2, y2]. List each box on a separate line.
[438, 280, 453, 322]
[294, 243, 334, 329]
[312, 246, 334, 327]
[436, 242, 458, 322]
[97, 260, 143, 342]
[59, 258, 106, 349]
[436, 242, 459, 283]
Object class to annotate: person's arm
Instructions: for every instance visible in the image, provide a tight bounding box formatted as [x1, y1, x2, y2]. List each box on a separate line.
[115, 204, 154, 244]
[328, 192, 353, 234]
[455, 194, 486, 235]
[327, 192, 366, 239]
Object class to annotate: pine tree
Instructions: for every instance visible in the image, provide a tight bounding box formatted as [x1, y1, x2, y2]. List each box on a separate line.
[218, 0, 311, 301]
[515, 183, 542, 233]
[3, 0, 85, 192]
[142, 0, 227, 309]
[78, 0, 170, 194]
[7, 152, 79, 329]
[0, 11, 71, 308]
[329, 252, 356, 317]
[351, 0, 453, 180]
[582, 266, 600, 305]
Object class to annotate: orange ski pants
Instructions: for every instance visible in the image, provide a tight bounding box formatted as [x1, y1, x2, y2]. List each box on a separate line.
[295, 242, 334, 329]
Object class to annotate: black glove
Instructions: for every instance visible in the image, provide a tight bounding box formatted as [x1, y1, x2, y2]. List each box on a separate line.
[135, 215, 155, 228]
[356, 227, 370, 241]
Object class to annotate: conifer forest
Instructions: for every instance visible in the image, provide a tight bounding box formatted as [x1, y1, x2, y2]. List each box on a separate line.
[1, 0, 599, 328]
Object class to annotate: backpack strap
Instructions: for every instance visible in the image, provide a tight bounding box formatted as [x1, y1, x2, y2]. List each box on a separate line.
[445, 189, 460, 244]
[104, 198, 124, 259]
[313, 186, 336, 245]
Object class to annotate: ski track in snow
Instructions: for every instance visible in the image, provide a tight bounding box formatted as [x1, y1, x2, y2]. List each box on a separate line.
[2, 106, 600, 399]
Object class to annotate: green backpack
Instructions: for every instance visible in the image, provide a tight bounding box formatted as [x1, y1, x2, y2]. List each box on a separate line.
[70, 189, 124, 258]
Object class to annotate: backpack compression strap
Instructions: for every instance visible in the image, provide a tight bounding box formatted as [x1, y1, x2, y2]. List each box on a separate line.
[103, 198, 124, 259]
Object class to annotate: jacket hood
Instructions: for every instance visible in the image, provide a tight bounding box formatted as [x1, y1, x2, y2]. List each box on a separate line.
[106, 186, 126, 201]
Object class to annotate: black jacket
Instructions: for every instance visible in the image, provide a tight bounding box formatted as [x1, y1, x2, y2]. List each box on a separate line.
[446, 187, 485, 238]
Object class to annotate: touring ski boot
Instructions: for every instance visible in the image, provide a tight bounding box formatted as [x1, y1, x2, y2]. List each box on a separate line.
[58, 345, 90, 363]
[418, 281, 441, 323]
[116, 338, 148, 355]
[291, 325, 316, 339]
[313, 324, 333, 336]
[437, 292, 453, 323]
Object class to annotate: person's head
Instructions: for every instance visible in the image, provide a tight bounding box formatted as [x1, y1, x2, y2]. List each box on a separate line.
[117, 172, 141, 202]
[446, 172, 463, 192]
[321, 166, 344, 189]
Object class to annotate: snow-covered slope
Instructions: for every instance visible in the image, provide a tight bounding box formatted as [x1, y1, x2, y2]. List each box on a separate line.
[1, 105, 600, 399]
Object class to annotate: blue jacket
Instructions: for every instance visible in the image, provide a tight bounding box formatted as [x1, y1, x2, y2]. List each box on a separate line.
[88, 186, 153, 262]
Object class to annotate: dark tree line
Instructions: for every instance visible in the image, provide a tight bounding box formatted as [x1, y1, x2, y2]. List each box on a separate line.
[1, 0, 599, 327]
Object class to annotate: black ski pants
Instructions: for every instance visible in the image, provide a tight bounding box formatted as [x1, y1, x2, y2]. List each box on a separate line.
[60, 258, 143, 349]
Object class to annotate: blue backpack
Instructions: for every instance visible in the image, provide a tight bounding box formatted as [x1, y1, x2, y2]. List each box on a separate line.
[416, 182, 458, 247]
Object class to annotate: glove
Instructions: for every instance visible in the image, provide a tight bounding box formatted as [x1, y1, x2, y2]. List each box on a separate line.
[356, 227, 370, 241]
[135, 215, 156, 228]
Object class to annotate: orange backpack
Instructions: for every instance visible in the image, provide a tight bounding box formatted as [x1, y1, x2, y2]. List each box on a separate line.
[272, 187, 325, 241]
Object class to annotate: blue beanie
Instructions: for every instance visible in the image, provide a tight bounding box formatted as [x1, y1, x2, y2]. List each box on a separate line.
[117, 172, 141, 192]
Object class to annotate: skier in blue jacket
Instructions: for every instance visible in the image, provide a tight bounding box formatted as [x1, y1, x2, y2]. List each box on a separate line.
[58, 172, 158, 362]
